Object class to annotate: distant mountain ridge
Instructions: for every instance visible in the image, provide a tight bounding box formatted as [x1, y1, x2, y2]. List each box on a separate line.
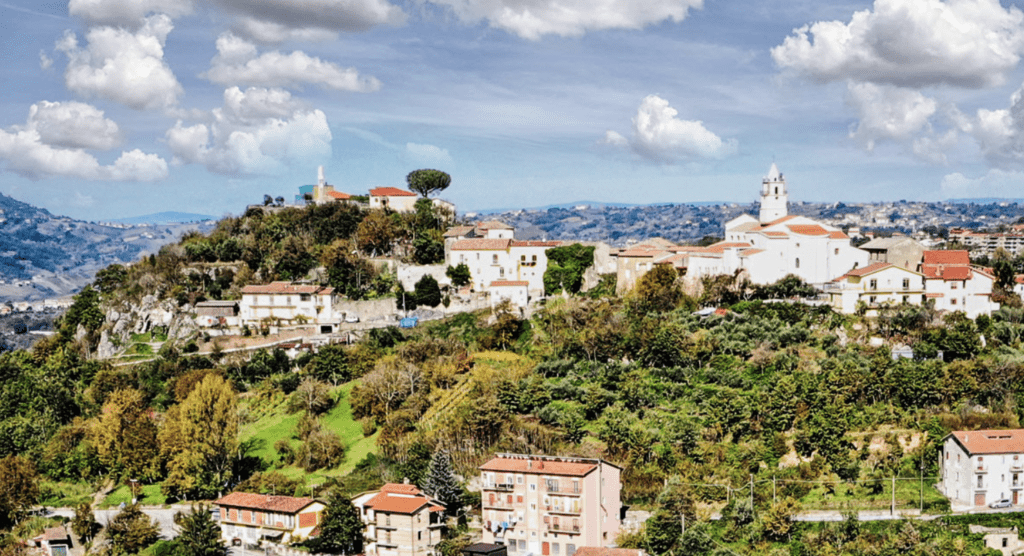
[0, 193, 214, 302]
[111, 212, 216, 225]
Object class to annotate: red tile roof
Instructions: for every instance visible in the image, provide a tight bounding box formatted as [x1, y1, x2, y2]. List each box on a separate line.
[761, 231, 788, 238]
[923, 250, 970, 266]
[925, 293, 944, 298]
[41, 527, 69, 543]
[511, 241, 562, 247]
[480, 455, 599, 477]
[370, 187, 417, 197]
[215, 492, 317, 514]
[927, 266, 971, 281]
[950, 430, 1024, 455]
[381, 483, 423, 495]
[241, 282, 334, 295]
[828, 231, 849, 239]
[476, 221, 513, 230]
[450, 239, 512, 251]
[701, 242, 753, 254]
[786, 224, 830, 236]
[444, 226, 475, 238]
[841, 262, 893, 277]
[765, 215, 799, 226]
[364, 484, 439, 515]
[739, 248, 765, 257]
[1016, 274, 1024, 284]
[326, 190, 351, 200]
[491, 281, 529, 287]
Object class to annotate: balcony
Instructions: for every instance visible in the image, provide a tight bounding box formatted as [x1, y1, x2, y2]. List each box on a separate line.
[544, 484, 581, 496]
[1012, 461, 1023, 471]
[483, 483, 515, 492]
[545, 524, 581, 535]
[482, 500, 515, 510]
[545, 506, 581, 516]
[977, 462, 989, 473]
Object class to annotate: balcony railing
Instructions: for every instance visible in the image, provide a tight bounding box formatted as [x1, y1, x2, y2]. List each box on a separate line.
[544, 484, 581, 495]
[483, 483, 515, 492]
[482, 500, 515, 510]
[546, 524, 581, 534]
[1012, 461, 1023, 471]
[546, 506, 581, 515]
[977, 463, 989, 473]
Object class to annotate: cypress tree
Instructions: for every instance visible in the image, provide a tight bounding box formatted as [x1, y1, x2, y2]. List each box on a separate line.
[423, 450, 462, 517]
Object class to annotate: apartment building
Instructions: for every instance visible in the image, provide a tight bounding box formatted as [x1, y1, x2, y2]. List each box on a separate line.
[353, 483, 446, 556]
[940, 430, 1024, 507]
[239, 282, 338, 333]
[826, 262, 925, 314]
[950, 228, 1024, 256]
[480, 454, 622, 556]
[213, 492, 325, 545]
[921, 250, 999, 318]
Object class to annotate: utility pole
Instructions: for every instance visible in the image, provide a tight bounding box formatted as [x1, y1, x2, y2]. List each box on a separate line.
[680, 513, 685, 535]
[891, 476, 896, 516]
[773, 476, 777, 504]
[920, 459, 924, 513]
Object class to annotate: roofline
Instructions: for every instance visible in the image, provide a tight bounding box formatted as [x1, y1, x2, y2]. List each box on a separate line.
[942, 432, 1024, 456]
[479, 453, 623, 473]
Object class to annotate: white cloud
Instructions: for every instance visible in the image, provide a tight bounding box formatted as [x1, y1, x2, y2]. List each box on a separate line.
[166, 87, 332, 175]
[958, 82, 1024, 168]
[604, 95, 736, 162]
[0, 102, 167, 182]
[405, 142, 453, 165]
[204, 33, 381, 92]
[39, 51, 52, 70]
[28, 100, 121, 151]
[68, 0, 193, 27]
[426, 0, 703, 40]
[941, 169, 1024, 198]
[207, 0, 405, 43]
[56, 15, 184, 110]
[846, 83, 937, 151]
[772, 0, 1024, 89]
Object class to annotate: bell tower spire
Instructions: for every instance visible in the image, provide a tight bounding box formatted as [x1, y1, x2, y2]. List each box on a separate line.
[759, 163, 788, 223]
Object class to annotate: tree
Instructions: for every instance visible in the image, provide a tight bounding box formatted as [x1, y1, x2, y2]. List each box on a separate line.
[275, 196, 285, 207]
[357, 211, 399, 256]
[160, 375, 239, 500]
[760, 498, 799, 541]
[415, 275, 442, 308]
[263, 194, 273, 206]
[413, 236, 444, 265]
[406, 169, 452, 198]
[305, 492, 365, 554]
[644, 510, 681, 555]
[446, 264, 471, 288]
[288, 377, 335, 415]
[631, 264, 683, 313]
[71, 503, 101, 543]
[174, 504, 226, 556]
[544, 244, 595, 295]
[89, 388, 159, 480]
[423, 450, 462, 517]
[0, 455, 39, 528]
[107, 504, 159, 555]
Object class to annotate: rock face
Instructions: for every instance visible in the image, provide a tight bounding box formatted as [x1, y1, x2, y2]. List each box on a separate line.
[101, 295, 199, 357]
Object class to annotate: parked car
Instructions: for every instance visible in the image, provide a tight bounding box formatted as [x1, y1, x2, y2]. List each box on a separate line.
[990, 498, 1013, 509]
[345, 313, 359, 323]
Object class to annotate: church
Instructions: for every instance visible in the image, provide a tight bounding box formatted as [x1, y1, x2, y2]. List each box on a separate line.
[686, 164, 869, 286]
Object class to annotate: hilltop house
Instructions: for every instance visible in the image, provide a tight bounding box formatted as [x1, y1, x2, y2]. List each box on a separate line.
[826, 262, 926, 314]
[858, 236, 926, 270]
[480, 453, 622, 555]
[940, 430, 1024, 508]
[921, 250, 999, 318]
[370, 187, 419, 213]
[296, 166, 356, 205]
[444, 222, 561, 301]
[239, 282, 338, 333]
[352, 483, 446, 556]
[214, 492, 325, 545]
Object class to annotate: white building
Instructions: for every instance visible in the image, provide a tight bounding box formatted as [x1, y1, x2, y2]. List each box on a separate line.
[239, 282, 338, 333]
[490, 281, 530, 308]
[758, 163, 788, 223]
[370, 187, 419, 212]
[444, 222, 561, 301]
[921, 250, 999, 318]
[941, 430, 1024, 507]
[826, 262, 925, 314]
[353, 483, 445, 556]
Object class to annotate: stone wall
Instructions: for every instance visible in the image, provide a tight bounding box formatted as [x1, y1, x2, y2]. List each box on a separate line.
[396, 263, 449, 290]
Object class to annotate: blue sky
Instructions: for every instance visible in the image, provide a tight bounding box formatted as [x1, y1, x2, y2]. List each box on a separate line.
[3, 0, 1024, 220]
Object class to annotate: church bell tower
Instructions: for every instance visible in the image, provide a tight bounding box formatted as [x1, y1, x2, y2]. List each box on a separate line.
[759, 163, 788, 224]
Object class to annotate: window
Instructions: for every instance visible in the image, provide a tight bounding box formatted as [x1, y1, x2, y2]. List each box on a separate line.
[553, 544, 560, 555]
[795, 258, 800, 269]
[952, 298, 958, 305]
[869, 295, 877, 304]
[492, 254, 498, 264]
[517, 475, 523, 484]
[869, 279, 877, 290]
[902, 278, 910, 289]
[385, 514, 391, 526]
[530, 484, 536, 491]
[519, 541, 527, 551]
[978, 475, 984, 488]
[532, 255, 537, 263]
[500, 268, 505, 277]
[835, 248, 839, 255]
[418, 532, 422, 541]
[567, 545, 576, 556]
[509, 543, 516, 553]
[301, 294, 310, 301]
[951, 282, 958, 289]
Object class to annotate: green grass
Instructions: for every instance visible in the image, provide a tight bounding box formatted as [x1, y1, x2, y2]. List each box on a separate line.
[39, 480, 94, 507]
[796, 479, 947, 511]
[239, 380, 378, 486]
[101, 484, 168, 508]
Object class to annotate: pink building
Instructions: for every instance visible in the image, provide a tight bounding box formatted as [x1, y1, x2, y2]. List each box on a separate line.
[480, 454, 622, 556]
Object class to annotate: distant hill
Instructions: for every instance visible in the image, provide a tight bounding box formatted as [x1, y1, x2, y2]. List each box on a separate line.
[947, 198, 1024, 205]
[111, 211, 216, 225]
[0, 193, 215, 302]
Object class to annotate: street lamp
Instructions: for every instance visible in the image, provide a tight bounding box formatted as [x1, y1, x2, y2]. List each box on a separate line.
[128, 479, 139, 505]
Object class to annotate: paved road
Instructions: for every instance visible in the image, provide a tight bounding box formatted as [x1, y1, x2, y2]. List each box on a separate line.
[50, 506, 192, 539]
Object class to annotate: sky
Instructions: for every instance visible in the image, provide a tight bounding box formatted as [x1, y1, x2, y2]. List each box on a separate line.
[3, 0, 1024, 220]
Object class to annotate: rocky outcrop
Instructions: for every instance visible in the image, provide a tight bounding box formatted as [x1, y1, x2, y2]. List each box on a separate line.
[100, 294, 200, 358]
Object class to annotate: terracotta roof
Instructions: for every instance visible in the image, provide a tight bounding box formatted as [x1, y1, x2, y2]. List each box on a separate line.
[841, 262, 893, 277]
[950, 430, 1024, 455]
[828, 231, 849, 239]
[480, 455, 599, 477]
[381, 483, 423, 495]
[761, 231, 788, 238]
[923, 250, 970, 266]
[511, 241, 561, 247]
[215, 492, 316, 514]
[476, 220, 513, 230]
[925, 266, 971, 281]
[739, 248, 765, 257]
[444, 226, 475, 238]
[326, 190, 351, 200]
[764, 215, 799, 226]
[574, 548, 644, 556]
[450, 239, 511, 251]
[370, 187, 417, 197]
[616, 247, 664, 258]
[241, 282, 334, 295]
[490, 281, 529, 287]
[1016, 274, 1024, 284]
[701, 242, 753, 254]
[41, 527, 69, 542]
[667, 245, 707, 253]
[365, 490, 436, 515]
[729, 221, 763, 233]
[786, 224, 830, 236]
[654, 253, 688, 266]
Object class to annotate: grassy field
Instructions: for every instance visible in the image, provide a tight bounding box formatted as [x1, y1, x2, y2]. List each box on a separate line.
[101, 484, 168, 508]
[239, 380, 378, 486]
[795, 478, 947, 511]
[39, 481, 95, 507]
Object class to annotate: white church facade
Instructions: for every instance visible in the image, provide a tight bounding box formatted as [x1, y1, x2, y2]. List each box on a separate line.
[687, 164, 869, 286]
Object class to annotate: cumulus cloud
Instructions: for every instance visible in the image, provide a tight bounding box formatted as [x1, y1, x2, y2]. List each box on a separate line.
[426, 0, 703, 40]
[204, 33, 381, 92]
[0, 101, 167, 182]
[208, 0, 405, 43]
[39, 51, 52, 70]
[166, 87, 332, 175]
[56, 15, 183, 110]
[405, 142, 453, 165]
[772, 0, 1024, 89]
[603, 95, 736, 162]
[846, 83, 937, 150]
[68, 0, 193, 27]
[954, 82, 1024, 168]
[941, 169, 1024, 198]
